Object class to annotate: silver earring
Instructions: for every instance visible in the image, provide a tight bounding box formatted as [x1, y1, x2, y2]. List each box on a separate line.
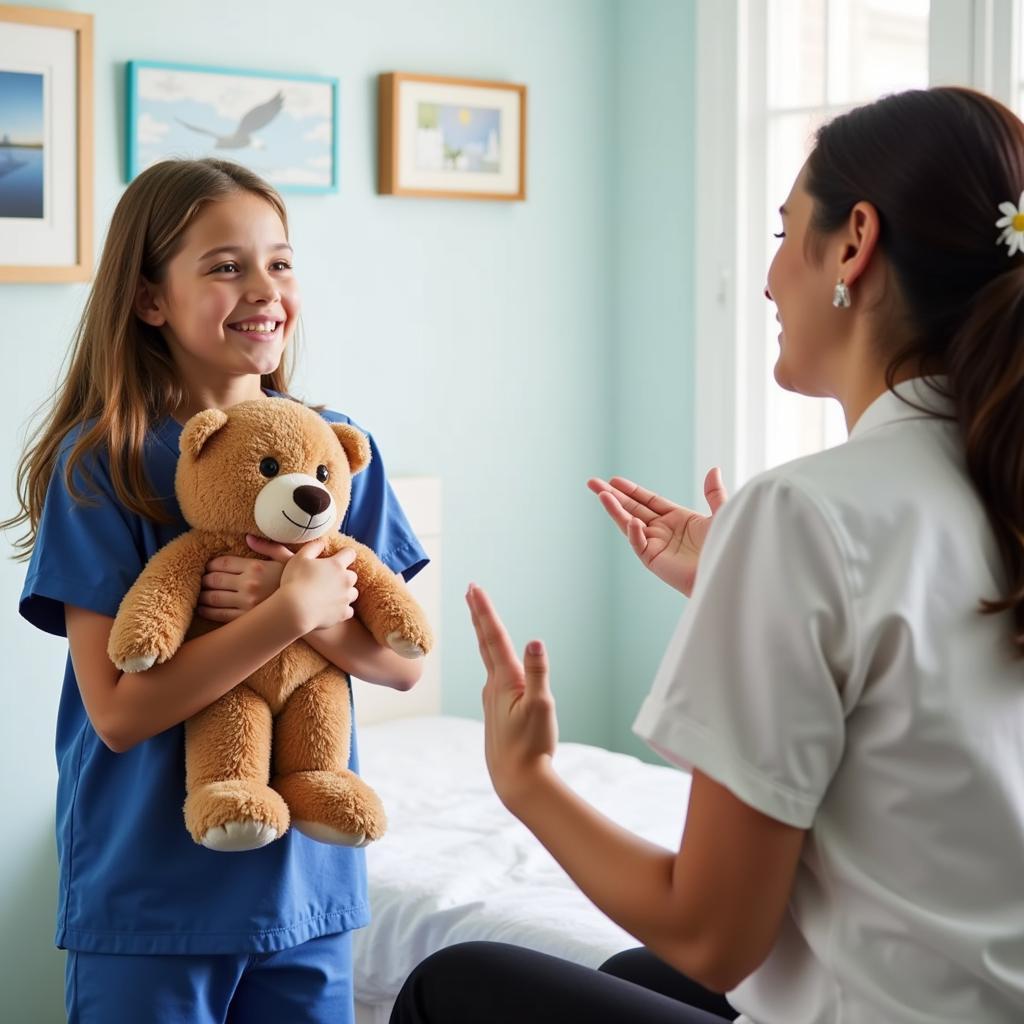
[832, 278, 851, 309]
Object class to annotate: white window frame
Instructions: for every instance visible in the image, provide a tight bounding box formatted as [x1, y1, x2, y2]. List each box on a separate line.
[693, 0, 1018, 501]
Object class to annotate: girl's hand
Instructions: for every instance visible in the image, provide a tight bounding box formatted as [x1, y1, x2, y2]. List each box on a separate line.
[197, 540, 285, 623]
[587, 467, 728, 598]
[277, 539, 359, 634]
[467, 584, 558, 813]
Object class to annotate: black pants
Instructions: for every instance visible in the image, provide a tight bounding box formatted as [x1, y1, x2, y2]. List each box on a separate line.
[389, 941, 738, 1023]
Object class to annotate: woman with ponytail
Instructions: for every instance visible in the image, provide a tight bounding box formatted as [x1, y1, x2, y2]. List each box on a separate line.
[392, 87, 1024, 1024]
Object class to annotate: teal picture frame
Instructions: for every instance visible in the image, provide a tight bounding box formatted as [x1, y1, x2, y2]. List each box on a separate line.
[126, 60, 339, 194]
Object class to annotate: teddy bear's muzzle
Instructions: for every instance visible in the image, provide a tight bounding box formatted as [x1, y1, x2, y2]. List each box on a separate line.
[254, 472, 337, 544]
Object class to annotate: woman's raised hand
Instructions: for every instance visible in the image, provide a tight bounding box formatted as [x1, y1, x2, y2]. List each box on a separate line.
[467, 584, 558, 813]
[587, 467, 728, 598]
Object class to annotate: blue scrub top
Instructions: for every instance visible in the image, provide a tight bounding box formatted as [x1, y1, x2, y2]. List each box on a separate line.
[19, 398, 429, 955]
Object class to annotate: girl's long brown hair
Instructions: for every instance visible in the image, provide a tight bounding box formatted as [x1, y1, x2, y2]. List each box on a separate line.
[5, 158, 297, 558]
[806, 87, 1024, 654]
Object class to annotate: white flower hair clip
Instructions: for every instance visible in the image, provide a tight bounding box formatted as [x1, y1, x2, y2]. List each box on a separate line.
[995, 191, 1024, 256]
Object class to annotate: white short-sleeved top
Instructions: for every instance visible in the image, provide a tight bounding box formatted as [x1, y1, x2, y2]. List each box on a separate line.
[633, 376, 1024, 1024]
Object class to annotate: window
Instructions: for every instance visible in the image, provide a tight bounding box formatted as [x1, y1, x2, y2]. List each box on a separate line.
[755, 0, 930, 475]
[695, 0, 1018, 498]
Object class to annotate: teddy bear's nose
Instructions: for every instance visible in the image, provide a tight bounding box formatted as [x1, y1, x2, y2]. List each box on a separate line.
[293, 485, 331, 516]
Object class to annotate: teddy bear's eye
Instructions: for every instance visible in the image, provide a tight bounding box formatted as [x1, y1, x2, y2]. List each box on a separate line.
[259, 457, 280, 478]
[316, 465, 329, 483]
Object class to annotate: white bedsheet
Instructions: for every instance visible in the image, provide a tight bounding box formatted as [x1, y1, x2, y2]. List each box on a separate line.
[352, 715, 691, 1009]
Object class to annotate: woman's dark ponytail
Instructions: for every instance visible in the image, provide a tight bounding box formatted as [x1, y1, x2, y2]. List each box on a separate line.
[946, 267, 1024, 647]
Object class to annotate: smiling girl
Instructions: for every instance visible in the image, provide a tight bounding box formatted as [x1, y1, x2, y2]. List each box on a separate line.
[7, 158, 427, 1024]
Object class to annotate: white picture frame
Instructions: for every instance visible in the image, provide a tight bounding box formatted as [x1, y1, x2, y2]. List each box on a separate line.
[0, 5, 93, 283]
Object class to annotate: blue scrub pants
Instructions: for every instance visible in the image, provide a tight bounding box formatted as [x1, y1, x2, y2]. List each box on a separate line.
[65, 931, 353, 1024]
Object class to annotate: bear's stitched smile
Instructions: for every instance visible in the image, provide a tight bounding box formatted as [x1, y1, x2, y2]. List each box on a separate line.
[282, 510, 330, 532]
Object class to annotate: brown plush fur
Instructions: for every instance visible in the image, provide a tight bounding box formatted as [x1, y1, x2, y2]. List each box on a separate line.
[107, 398, 433, 851]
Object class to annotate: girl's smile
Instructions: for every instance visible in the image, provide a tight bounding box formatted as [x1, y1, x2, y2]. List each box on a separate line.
[226, 315, 285, 339]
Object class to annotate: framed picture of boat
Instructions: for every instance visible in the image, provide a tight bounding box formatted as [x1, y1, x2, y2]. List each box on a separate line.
[126, 61, 339, 194]
[378, 73, 526, 201]
[0, 5, 93, 283]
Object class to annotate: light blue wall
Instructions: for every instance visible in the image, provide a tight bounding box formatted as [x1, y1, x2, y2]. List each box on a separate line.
[0, 0, 695, 1019]
[610, 0, 697, 759]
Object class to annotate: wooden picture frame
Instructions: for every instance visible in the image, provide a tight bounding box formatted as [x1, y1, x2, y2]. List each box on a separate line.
[0, 5, 93, 283]
[126, 61, 339, 195]
[379, 72, 526, 201]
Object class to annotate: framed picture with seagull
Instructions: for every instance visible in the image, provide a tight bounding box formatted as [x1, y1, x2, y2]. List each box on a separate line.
[126, 61, 338, 194]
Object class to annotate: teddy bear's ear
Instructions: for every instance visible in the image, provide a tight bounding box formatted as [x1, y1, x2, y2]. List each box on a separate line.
[331, 423, 372, 476]
[180, 408, 229, 459]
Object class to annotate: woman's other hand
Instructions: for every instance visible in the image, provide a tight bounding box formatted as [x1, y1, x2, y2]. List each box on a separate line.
[587, 467, 728, 598]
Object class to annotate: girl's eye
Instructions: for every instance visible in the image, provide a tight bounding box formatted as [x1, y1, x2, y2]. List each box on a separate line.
[271, 260, 292, 271]
[259, 457, 280, 478]
[212, 262, 240, 274]
[773, 231, 785, 239]
[316, 464, 329, 483]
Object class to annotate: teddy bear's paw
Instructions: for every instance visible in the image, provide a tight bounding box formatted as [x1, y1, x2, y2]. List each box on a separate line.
[386, 631, 425, 660]
[186, 780, 289, 851]
[293, 820, 366, 847]
[274, 769, 386, 846]
[117, 653, 158, 673]
[200, 820, 278, 853]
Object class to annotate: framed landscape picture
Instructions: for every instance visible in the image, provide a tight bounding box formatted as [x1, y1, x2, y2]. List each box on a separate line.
[0, 5, 93, 283]
[126, 61, 339, 194]
[378, 73, 526, 201]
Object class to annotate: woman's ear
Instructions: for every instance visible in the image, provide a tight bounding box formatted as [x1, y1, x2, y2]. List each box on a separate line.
[331, 423, 372, 475]
[134, 277, 167, 327]
[837, 201, 881, 289]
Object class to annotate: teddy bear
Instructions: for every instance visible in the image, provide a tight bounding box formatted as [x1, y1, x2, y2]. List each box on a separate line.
[107, 397, 433, 853]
